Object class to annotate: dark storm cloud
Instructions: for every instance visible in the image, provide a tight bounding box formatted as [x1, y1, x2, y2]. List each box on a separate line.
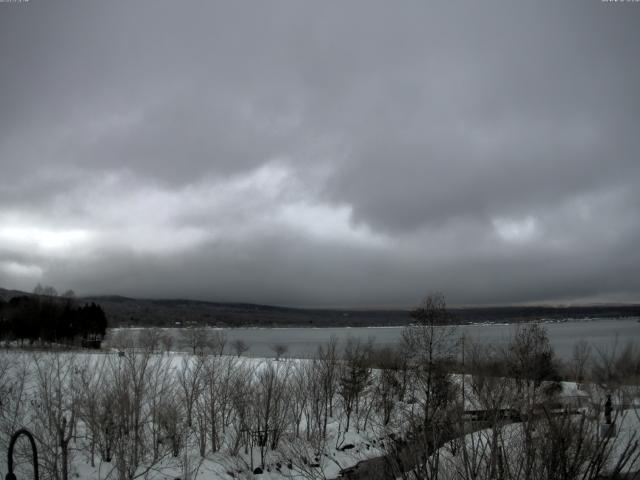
[0, 0, 639, 306]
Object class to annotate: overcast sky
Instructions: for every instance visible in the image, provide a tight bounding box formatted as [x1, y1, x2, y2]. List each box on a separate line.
[0, 1, 639, 307]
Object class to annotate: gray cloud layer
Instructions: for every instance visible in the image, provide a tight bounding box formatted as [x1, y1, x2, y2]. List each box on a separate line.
[1, 0, 639, 307]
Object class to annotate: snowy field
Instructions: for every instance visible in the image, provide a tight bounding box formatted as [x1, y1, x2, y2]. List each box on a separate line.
[1, 335, 640, 480]
[0, 350, 389, 480]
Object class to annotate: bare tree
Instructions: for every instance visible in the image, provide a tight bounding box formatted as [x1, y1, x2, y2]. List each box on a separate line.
[394, 292, 458, 479]
[32, 353, 80, 480]
[302, 359, 327, 444]
[290, 361, 310, 438]
[42, 285, 58, 297]
[62, 289, 76, 300]
[157, 396, 182, 458]
[181, 326, 213, 355]
[146, 352, 176, 462]
[337, 337, 372, 432]
[0, 353, 28, 441]
[178, 355, 205, 429]
[449, 341, 518, 480]
[106, 349, 175, 480]
[317, 337, 339, 438]
[160, 332, 174, 352]
[229, 361, 255, 456]
[210, 330, 227, 356]
[570, 339, 592, 384]
[503, 323, 559, 480]
[371, 346, 409, 427]
[272, 343, 289, 361]
[506, 322, 559, 412]
[78, 355, 110, 468]
[232, 339, 250, 357]
[251, 361, 292, 467]
[137, 327, 163, 353]
[202, 355, 239, 453]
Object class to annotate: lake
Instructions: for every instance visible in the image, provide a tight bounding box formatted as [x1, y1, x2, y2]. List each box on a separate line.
[110, 318, 640, 360]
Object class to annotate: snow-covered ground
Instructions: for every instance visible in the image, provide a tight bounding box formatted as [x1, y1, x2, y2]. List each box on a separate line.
[1, 349, 640, 479]
[0, 351, 388, 480]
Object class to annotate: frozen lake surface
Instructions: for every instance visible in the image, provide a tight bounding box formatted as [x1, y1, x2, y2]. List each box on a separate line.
[112, 318, 640, 360]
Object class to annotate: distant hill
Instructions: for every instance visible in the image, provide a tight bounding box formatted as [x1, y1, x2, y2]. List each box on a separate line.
[81, 295, 409, 327]
[1, 287, 639, 327]
[0, 288, 32, 302]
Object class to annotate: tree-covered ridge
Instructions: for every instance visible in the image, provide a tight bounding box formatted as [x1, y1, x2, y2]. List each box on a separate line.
[0, 289, 107, 347]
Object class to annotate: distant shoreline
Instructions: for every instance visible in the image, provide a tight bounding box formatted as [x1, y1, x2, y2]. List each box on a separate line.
[3, 287, 639, 328]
